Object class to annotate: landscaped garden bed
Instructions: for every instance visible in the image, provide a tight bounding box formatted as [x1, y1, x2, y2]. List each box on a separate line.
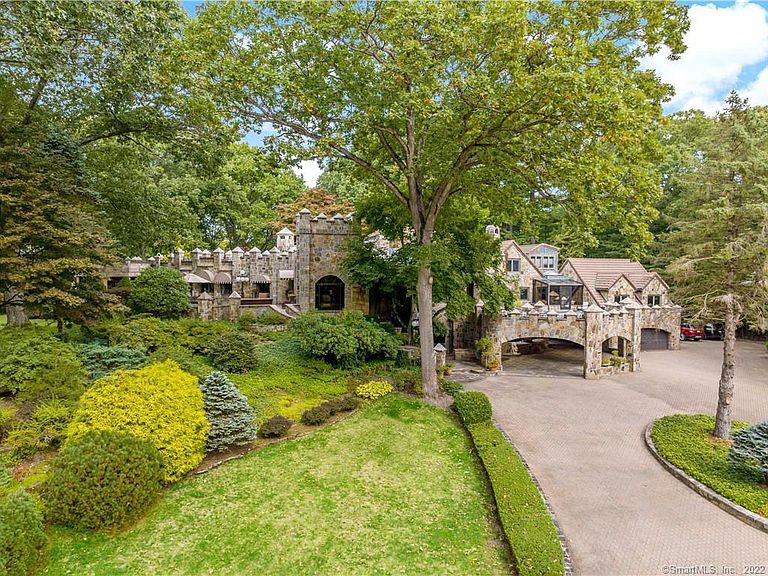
[43, 394, 513, 575]
[650, 415, 768, 517]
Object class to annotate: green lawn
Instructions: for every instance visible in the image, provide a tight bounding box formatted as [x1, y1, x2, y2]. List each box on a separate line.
[652, 414, 768, 516]
[44, 394, 512, 575]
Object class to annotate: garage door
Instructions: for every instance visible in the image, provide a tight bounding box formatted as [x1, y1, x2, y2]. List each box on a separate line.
[642, 329, 670, 351]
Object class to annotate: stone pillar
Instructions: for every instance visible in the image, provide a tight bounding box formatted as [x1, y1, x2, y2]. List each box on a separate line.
[197, 291, 213, 321]
[228, 291, 241, 321]
[231, 247, 244, 277]
[434, 343, 446, 369]
[213, 248, 224, 267]
[626, 301, 643, 372]
[583, 304, 604, 379]
[296, 208, 312, 310]
[191, 248, 202, 271]
[483, 314, 503, 372]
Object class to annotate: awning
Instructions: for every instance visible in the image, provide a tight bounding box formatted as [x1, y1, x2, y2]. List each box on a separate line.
[195, 269, 215, 282]
[184, 273, 212, 284]
[213, 271, 232, 284]
[252, 274, 271, 283]
[278, 270, 294, 280]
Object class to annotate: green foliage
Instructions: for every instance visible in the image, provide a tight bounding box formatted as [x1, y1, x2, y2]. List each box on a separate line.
[439, 379, 464, 396]
[729, 420, 768, 483]
[0, 489, 48, 576]
[44, 430, 163, 531]
[128, 267, 191, 319]
[468, 421, 564, 576]
[92, 317, 236, 354]
[390, 368, 423, 396]
[0, 407, 14, 442]
[355, 380, 393, 400]
[652, 415, 768, 514]
[206, 332, 258, 373]
[74, 342, 148, 381]
[291, 310, 398, 367]
[475, 337, 494, 361]
[200, 372, 257, 452]
[256, 309, 289, 325]
[67, 361, 209, 482]
[258, 415, 293, 438]
[453, 391, 492, 425]
[300, 404, 332, 426]
[0, 458, 10, 490]
[0, 328, 86, 400]
[149, 347, 213, 380]
[6, 399, 75, 462]
[432, 320, 448, 339]
[237, 310, 258, 329]
[328, 394, 360, 413]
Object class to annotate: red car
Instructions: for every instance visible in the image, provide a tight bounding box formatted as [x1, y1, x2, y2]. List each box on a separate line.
[680, 323, 704, 341]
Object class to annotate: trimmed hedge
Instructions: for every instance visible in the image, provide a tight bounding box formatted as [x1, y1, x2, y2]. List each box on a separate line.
[128, 267, 190, 318]
[207, 332, 258, 373]
[0, 489, 48, 576]
[44, 430, 163, 530]
[67, 361, 209, 482]
[468, 421, 564, 576]
[453, 391, 492, 425]
[651, 414, 768, 515]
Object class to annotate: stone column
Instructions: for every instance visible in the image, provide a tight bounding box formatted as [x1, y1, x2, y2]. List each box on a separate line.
[228, 291, 241, 321]
[626, 301, 643, 372]
[197, 291, 213, 321]
[434, 343, 446, 369]
[583, 304, 604, 379]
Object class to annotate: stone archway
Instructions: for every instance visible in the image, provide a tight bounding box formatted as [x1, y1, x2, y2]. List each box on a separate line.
[314, 275, 345, 310]
[502, 336, 586, 378]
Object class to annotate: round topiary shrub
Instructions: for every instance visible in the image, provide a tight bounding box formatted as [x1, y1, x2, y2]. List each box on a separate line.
[0, 489, 47, 576]
[200, 372, 257, 452]
[453, 391, 492, 425]
[259, 414, 293, 438]
[355, 380, 393, 400]
[207, 332, 258, 373]
[67, 360, 208, 482]
[44, 430, 163, 530]
[301, 404, 332, 426]
[128, 267, 190, 319]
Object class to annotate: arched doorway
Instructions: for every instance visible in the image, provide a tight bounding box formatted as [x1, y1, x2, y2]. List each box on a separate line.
[502, 337, 585, 378]
[315, 276, 345, 310]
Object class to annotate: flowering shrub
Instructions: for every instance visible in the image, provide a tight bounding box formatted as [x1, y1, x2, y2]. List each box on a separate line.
[355, 380, 393, 400]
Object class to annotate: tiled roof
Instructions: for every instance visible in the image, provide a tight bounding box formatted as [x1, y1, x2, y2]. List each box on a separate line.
[519, 242, 560, 254]
[563, 258, 657, 303]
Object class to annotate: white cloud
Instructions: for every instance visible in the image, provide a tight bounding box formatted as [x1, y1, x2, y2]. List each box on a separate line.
[742, 64, 768, 105]
[641, 0, 768, 115]
[293, 160, 323, 188]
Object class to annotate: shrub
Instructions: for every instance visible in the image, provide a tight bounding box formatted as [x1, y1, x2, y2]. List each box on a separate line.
[259, 415, 293, 438]
[200, 372, 257, 452]
[128, 267, 190, 318]
[355, 380, 393, 400]
[0, 328, 86, 401]
[476, 336, 494, 363]
[75, 342, 148, 381]
[257, 309, 289, 325]
[67, 361, 208, 482]
[330, 394, 360, 413]
[301, 404, 332, 425]
[0, 489, 48, 576]
[468, 421, 564, 576]
[453, 391, 492, 425]
[440, 379, 464, 396]
[391, 368, 422, 396]
[729, 420, 768, 483]
[237, 310, 258, 329]
[44, 430, 163, 530]
[93, 317, 236, 354]
[0, 407, 14, 442]
[291, 310, 398, 367]
[150, 347, 213, 380]
[7, 399, 75, 461]
[207, 332, 258, 373]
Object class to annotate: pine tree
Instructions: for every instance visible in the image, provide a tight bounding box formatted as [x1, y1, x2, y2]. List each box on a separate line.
[200, 372, 257, 452]
[729, 421, 768, 484]
[663, 94, 768, 439]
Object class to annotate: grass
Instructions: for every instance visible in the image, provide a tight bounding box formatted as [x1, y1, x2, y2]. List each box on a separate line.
[44, 394, 512, 576]
[467, 420, 564, 576]
[651, 414, 768, 516]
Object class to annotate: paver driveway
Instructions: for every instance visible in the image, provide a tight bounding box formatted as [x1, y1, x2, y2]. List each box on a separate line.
[468, 340, 768, 576]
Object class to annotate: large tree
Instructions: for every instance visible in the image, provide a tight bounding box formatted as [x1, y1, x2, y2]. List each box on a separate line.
[189, 0, 687, 398]
[662, 95, 768, 439]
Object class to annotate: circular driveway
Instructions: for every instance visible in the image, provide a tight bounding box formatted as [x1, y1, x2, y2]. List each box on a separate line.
[467, 340, 768, 576]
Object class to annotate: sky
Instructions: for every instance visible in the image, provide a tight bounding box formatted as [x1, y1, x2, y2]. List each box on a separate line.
[182, 0, 768, 187]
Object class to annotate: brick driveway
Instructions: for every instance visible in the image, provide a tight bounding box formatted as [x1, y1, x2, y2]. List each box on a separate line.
[467, 340, 768, 576]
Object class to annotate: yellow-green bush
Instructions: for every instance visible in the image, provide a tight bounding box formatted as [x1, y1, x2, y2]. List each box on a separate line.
[355, 380, 393, 400]
[67, 361, 208, 482]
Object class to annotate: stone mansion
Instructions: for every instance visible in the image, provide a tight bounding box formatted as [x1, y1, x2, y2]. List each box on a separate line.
[107, 211, 681, 377]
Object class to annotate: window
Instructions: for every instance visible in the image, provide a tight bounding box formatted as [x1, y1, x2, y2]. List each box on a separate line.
[315, 276, 345, 310]
[507, 258, 520, 272]
[520, 287, 529, 301]
[647, 294, 662, 307]
[614, 294, 630, 303]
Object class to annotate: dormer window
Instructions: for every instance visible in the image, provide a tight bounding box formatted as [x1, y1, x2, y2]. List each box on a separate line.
[506, 258, 520, 273]
[647, 294, 662, 306]
[614, 294, 630, 303]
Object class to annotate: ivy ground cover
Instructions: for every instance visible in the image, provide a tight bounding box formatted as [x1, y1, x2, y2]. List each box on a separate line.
[44, 394, 512, 575]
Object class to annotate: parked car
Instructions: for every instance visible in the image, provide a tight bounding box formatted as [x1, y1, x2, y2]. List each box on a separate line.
[680, 323, 704, 341]
[704, 323, 724, 340]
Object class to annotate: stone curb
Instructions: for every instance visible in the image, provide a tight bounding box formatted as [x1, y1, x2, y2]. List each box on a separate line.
[494, 420, 574, 576]
[643, 421, 768, 535]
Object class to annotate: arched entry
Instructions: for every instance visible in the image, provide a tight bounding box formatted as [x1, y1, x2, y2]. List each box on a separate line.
[315, 275, 345, 310]
[502, 337, 585, 378]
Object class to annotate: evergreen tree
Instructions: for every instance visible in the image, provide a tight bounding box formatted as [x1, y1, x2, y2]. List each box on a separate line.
[200, 372, 257, 452]
[729, 421, 768, 484]
[662, 94, 768, 439]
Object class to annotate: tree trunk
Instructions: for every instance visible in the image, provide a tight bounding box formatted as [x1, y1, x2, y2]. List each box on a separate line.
[417, 265, 438, 400]
[713, 297, 737, 439]
[5, 289, 29, 327]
